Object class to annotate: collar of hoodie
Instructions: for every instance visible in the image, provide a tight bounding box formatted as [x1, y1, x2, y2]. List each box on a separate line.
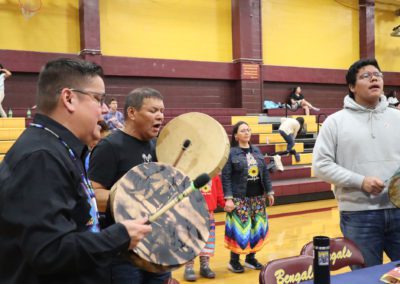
[343, 94, 388, 139]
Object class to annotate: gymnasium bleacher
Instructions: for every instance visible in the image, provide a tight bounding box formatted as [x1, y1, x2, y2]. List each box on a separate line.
[0, 117, 26, 162]
[0, 103, 340, 205]
[162, 106, 340, 205]
[0, 103, 341, 205]
[2, 1, 400, 283]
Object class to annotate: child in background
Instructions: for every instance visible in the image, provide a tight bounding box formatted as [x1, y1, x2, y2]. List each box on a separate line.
[184, 174, 225, 282]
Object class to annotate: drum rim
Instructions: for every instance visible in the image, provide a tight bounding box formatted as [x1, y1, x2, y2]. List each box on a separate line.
[388, 175, 400, 208]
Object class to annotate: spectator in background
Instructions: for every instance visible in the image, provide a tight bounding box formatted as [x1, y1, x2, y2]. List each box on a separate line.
[0, 64, 12, 118]
[386, 90, 400, 109]
[313, 58, 400, 268]
[278, 117, 305, 162]
[289, 86, 320, 115]
[104, 98, 124, 130]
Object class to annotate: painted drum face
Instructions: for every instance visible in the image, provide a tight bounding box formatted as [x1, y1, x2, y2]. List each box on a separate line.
[110, 162, 210, 273]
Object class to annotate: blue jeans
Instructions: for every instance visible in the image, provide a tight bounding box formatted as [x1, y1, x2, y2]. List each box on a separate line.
[340, 209, 400, 267]
[111, 261, 171, 284]
[279, 130, 294, 151]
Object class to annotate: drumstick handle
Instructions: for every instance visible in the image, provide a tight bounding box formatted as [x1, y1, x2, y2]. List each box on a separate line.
[145, 173, 210, 225]
[147, 186, 195, 223]
[172, 139, 191, 167]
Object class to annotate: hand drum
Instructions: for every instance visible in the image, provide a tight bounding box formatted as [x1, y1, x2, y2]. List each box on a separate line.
[156, 112, 229, 180]
[110, 162, 210, 272]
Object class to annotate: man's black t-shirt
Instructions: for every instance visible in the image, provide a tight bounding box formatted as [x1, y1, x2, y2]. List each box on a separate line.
[88, 130, 157, 189]
[87, 129, 170, 279]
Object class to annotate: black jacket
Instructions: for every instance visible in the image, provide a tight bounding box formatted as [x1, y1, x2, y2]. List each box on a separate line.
[0, 114, 129, 284]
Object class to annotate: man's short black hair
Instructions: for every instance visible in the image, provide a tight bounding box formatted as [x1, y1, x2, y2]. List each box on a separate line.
[36, 58, 103, 114]
[124, 87, 163, 117]
[108, 97, 117, 104]
[346, 58, 381, 98]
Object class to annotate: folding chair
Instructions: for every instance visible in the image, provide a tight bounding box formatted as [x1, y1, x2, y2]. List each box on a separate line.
[259, 255, 313, 284]
[300, 237, 365, 271]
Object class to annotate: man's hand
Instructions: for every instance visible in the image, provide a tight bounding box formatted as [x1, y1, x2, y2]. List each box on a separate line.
[267, 195, 275, 206]
[361, 176, 385, 196]
[120, 218, 152, 250]
[224, 199, 235, 212]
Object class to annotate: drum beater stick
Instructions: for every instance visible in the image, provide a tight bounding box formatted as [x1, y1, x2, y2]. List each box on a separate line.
[172, 139, 191, 167]
[145, 173, 210, 224]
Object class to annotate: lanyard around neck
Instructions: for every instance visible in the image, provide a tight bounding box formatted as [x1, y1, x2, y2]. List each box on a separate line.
[30, 123, 100, 232]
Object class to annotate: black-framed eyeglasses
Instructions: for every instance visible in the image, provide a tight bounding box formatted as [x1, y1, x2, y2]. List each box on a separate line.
[69, 88, 106, 106]
[358, 72, 383, 80]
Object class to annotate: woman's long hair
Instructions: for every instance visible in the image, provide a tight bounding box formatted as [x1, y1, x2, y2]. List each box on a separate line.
[291, 86, 302, 95]
[231, 121, 249, 147]
[288, 86, 301, 105]
[296, 117, 305, 133]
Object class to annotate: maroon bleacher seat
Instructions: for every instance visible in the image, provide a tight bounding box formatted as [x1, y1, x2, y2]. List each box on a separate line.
[259, 255, 313, 284]
[300, 237, 365, 271]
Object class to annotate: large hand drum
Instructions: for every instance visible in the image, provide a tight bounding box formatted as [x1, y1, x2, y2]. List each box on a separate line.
[156, 112, 230, 180]
[110, 162, 210, 273]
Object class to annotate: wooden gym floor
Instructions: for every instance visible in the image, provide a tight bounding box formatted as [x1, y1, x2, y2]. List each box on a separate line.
[171, 198, 389, 283]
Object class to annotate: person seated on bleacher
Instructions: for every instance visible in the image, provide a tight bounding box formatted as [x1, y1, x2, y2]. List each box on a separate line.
[278, 117, 305, 162]
[289, 86, 320, 115]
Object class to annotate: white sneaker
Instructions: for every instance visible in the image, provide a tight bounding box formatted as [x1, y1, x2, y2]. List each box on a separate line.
[273, 155, 284, 171]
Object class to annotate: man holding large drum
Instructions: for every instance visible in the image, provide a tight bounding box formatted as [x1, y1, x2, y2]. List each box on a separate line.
[89, 87, 170, 284]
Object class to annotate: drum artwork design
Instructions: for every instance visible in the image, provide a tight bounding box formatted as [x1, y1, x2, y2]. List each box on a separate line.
[110, 162, 210, 273]
[156, 112, 230, 180]
[388, 168, 400, 208]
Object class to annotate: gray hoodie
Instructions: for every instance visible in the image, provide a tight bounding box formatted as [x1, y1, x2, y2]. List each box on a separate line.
[313, 95, 400, 211]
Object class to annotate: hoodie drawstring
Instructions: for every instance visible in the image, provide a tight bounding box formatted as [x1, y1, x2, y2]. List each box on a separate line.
[368, 111, 375, 139]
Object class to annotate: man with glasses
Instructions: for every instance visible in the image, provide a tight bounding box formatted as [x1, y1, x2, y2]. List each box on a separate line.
[69, 88, 107, 106]
[313, 58, 400, 268]
[0, 58, 151, 283]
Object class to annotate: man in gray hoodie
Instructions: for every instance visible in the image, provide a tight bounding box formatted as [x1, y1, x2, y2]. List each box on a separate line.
[313, 58, 400, 268]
